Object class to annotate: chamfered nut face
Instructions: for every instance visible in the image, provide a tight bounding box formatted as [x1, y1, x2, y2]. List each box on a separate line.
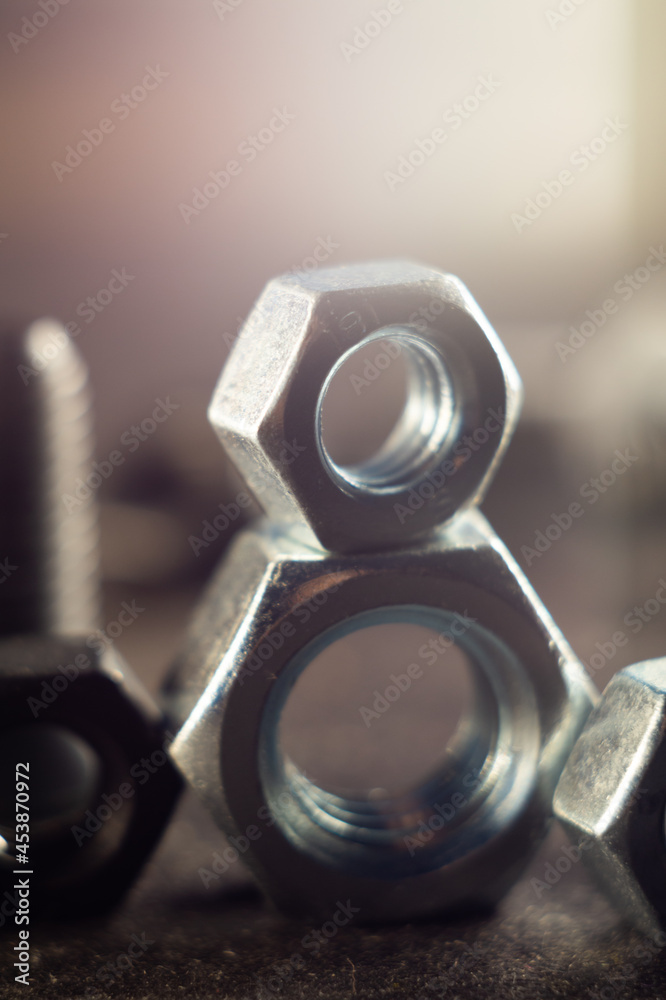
[168, 510, 596, 922]
[555, 659, 666, 939]
[209, 260, 522, 552]
[0, 635, 181, 920]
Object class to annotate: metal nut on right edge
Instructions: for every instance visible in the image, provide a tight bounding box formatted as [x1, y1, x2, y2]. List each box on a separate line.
[555, 659, 666, 940]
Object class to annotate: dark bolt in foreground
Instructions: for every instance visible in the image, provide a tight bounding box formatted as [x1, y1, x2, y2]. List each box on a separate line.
[0, 320, 180, 921]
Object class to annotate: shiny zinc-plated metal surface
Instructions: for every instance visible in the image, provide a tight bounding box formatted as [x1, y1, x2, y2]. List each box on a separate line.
[168, 510, 596, 921]
[208, 260, 522, 553]
[555, 659, 666, 940]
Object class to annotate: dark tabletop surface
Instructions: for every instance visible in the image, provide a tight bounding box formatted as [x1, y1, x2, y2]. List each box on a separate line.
[2, 799, 664, 1000]
[3, 428, 666, 999]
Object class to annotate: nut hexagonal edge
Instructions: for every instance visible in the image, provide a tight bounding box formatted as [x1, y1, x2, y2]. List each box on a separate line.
[0, 635, 181, 918]
[555, 659, 666, 939]
[209, 260, 522, 552]
[170, 510, 595, 921]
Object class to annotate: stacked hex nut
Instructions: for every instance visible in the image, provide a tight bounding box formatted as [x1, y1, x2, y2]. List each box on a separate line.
[168, 261, 597, 921]
[202, 260, 521, 552]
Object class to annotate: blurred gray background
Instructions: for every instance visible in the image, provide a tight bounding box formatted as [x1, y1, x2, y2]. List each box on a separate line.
[2, 2, 666, 996]
[1, 0, 662, 696]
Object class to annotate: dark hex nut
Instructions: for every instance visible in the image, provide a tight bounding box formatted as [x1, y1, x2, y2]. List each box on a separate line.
[0, 635, 181, 922]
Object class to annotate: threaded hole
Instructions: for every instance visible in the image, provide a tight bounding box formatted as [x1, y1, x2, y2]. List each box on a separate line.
[279, 621, 475, 801]
[316, 329, 455, 493]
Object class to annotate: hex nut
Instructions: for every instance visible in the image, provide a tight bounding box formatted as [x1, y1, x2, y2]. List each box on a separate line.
[209, 260, 522, 553]
[0, 635, 181, 919]
[555, 659, 666, 939]
[168, 509, 595, 921]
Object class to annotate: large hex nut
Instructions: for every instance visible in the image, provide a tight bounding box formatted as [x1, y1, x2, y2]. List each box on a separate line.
[555, 659, 666, 939]
[209, 260, 522, 553]
[168, 509, 595, 921]
[0, 636, 181, 919]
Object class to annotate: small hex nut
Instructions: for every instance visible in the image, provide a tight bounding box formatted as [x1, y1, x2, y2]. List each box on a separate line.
[0, 635, 181, 919]
[209, 261, 522, 552]
[168, 510, 595, 922]
[555, 659, 666, 939]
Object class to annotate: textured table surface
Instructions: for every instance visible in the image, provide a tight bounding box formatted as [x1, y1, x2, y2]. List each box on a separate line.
[3, 431, 666, 999]
[2, 798, 665, 1000]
